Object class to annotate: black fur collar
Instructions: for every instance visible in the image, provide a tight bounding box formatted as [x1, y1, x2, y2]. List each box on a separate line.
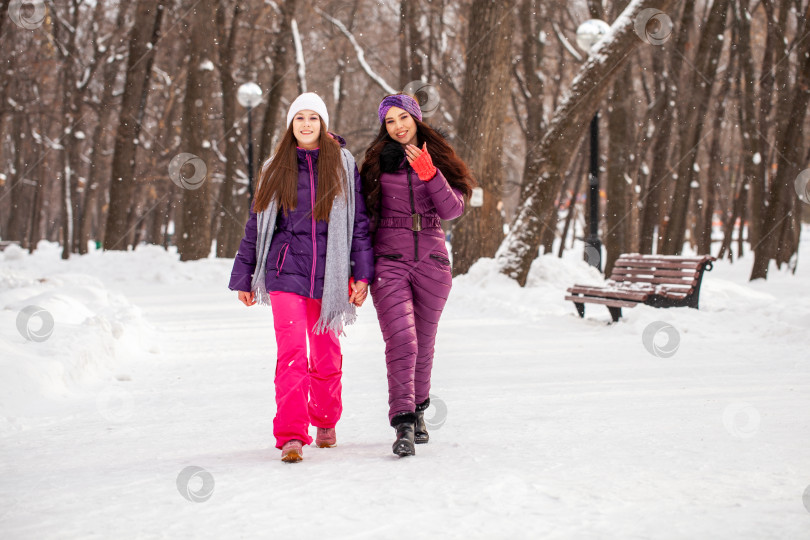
[380, 142, 406, 173]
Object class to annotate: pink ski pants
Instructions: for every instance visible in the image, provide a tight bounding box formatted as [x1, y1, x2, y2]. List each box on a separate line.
[269, 291, 342, 448]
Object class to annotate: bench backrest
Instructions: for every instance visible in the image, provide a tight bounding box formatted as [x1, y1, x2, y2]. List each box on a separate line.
[608, 254, 714, 288]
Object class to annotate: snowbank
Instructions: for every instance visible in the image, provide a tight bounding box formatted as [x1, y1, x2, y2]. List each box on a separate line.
[0, 242, 153, 425]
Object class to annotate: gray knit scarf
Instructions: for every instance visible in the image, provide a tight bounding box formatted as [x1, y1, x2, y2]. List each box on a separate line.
[251, 147, 357, 335]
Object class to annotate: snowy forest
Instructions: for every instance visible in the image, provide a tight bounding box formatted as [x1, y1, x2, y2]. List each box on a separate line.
[1, 0, 809, 281]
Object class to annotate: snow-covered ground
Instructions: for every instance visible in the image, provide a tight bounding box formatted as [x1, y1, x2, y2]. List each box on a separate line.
[1, 233, 809, 539]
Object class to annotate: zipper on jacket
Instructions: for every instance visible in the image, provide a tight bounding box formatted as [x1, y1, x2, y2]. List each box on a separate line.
[407, 169, 418, 261]
[276, 243, 290, 277]
[307, 153, 316, 298]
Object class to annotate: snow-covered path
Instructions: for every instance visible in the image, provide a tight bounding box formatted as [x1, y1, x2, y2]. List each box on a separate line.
[1, 243, 809, 539]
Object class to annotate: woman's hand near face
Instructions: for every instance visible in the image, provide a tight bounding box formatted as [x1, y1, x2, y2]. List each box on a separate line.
[238, 290, 256, 306]
[407, 143, 437, 181]
[404, 143, 422, 164]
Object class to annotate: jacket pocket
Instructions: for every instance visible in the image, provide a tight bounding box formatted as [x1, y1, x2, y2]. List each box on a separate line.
[275, 243, 290, 276]
[430, 253, 451, 267]
[379, 253, 403, 260]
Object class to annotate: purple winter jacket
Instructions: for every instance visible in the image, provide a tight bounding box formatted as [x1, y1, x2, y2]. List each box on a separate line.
[229, 135, 374, 298]
[373, 156, 465, 262]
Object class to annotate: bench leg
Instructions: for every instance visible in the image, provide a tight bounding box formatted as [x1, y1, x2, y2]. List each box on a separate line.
[607, 306, 622, 322]
[574, 302, 584, 318]
[688, 263, 710, 309]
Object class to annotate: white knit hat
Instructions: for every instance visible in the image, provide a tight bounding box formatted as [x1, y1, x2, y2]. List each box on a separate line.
[286, 92, 329, 128]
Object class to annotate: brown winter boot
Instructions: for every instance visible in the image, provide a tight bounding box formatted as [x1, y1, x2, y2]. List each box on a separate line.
[281, 439, 303, 463]
[316, 427, 337, 448]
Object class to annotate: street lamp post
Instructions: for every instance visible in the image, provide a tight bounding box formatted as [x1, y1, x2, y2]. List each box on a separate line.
[586, 112, 602, 272]
[237, 82, 263, 203]
[576, 19, 610, 272]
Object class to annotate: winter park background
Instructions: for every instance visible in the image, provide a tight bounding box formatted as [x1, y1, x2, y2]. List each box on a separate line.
[2, 0, 810, 538]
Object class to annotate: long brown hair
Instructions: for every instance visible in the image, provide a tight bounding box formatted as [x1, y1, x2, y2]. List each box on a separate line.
[360, 119, 476, 222]
[253, 118, 344, 221]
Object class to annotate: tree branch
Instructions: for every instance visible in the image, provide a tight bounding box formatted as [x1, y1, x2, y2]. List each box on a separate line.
[314, 5, 396, 94]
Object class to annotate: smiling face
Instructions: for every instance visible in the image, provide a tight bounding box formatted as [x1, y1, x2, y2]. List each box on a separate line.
[292, 109, 321, 149]
[384, 106, 418, 147]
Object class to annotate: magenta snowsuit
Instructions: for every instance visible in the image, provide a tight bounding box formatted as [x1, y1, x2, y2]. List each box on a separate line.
[370, 151, 465, 423]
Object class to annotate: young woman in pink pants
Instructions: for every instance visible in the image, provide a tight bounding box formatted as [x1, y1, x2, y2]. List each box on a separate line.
[229, 93, 374, 463]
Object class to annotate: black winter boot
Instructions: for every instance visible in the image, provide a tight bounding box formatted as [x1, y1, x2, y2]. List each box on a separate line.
[391, 412, 416, 457]
[414, 398, 430, 444]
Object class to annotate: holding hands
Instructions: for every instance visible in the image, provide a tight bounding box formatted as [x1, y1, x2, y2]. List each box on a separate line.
[238, 280, 367, 308]
[405, 143, 437, 181]
[349, 277, 368, 307]
[349, 278, 368, 307]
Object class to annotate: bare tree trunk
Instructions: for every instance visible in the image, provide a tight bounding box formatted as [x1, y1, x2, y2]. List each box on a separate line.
[450, 0, 515, 276]
[258, 0, 297, 167]
[698, 47, 734, 256]
[103, 1, 165, 250]
[398, 1, 408, 87]
[717, 162, 744, 261]
[162, 188, 178, 250]
[79, 105, 114, 253]
[604, 62, 635, 276]
[175, 0, 219, 261]
[0, 0, 10, 43]
[540, 209, 556, 254]
[214, 2, 247, 259]
[734, 0, 767, 250]
[0, 0, 12, 121]
[329, 0, 359, 134]
[638, 85, 673, 254]
[144, 194, 165, 246]
[750, 1, 810, 279]
[558, 146, 586, 258]
[559, 180, 583, 258]
[51, 0, 82, 259]
[661, 0, 729, 255]
[638, 0, 697, 255]
[27, 162, 44, 253]
[50, 0, 116, 256]
[511, 0, 548, 252]
[497, 0, 679, 285]
[291, 18, 307, 94]
[737, 160, 749, 260]
[78, 3, 128, 254]
[5, 112, 30, 247]
[399, 0, 425, 87]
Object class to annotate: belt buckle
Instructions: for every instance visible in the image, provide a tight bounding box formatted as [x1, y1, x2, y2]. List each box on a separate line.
[411, 213, 422, 232]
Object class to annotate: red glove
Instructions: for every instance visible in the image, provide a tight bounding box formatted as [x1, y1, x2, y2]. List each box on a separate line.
[410, 144, 437, 181]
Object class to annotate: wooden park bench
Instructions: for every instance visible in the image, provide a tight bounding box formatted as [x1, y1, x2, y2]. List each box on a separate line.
[565, 254, 716, 322]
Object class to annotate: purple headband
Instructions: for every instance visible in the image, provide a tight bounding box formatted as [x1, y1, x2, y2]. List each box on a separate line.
[378, 94, 423, 124]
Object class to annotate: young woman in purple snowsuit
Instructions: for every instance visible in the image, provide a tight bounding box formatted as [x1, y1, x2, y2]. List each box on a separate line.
[360, 94, 475, 457]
